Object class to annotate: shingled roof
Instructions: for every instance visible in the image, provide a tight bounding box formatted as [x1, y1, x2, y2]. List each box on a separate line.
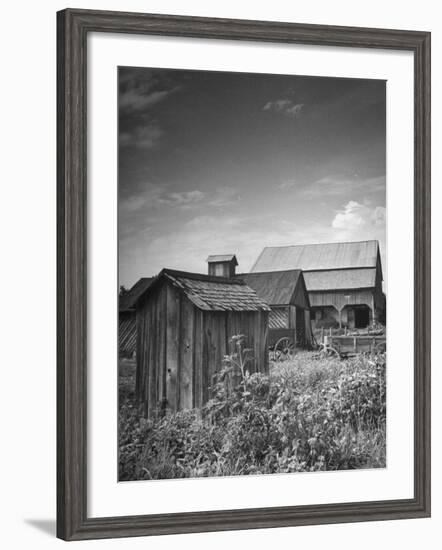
[137, 268, 270, 312]
[119, 277, 154, 312]
[236, 270, 305, 306]
[251, 240, 380, 273]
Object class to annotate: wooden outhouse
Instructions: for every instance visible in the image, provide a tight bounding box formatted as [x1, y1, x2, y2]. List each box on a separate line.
[238, 270, 313, 348]
[135, 268, 270, 417]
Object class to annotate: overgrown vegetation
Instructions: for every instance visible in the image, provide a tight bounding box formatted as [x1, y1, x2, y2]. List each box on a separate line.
[119, 336, 386, 481]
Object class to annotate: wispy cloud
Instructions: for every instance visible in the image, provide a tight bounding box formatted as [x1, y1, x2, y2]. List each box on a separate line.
[119, 124, 163, 150]
[207, 186, 240, 208]
[278, 180, 298, 191]
[163, 190, 205, 208]
[301, 175, 386, 199]
[119, 70, 180, 114]
[263, 99, 304, 118]
[120, 186, 206, 215]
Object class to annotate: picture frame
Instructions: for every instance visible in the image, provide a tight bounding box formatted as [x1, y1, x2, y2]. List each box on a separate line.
[57, 8, 431, 541]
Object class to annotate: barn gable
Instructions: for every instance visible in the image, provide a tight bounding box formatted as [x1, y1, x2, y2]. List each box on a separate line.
[236, 269, 310, 309]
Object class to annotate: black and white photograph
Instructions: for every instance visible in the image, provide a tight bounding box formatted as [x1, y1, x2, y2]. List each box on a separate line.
[118, 66, 387, 481]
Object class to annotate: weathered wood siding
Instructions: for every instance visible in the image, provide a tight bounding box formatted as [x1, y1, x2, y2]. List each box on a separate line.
[136, 279, 269, 417]
[309, 289, 374, 310]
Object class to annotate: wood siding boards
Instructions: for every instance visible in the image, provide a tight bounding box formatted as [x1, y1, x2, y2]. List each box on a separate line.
[166, 283, 179, 413]
[180, 296, 194, 410]
[309, 289, 375, 310]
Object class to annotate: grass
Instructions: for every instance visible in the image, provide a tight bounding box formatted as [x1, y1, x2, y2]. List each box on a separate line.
[118, 349, 386, 481]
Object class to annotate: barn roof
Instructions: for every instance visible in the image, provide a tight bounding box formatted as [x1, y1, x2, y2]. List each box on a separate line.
[236, 270, 305, 306]
[304, 268, 376, 291]
[138, 268, 270, 312]
[206, 254, 238, 265]
[251, 240, 380, 273]
[119, 277, 154, 312]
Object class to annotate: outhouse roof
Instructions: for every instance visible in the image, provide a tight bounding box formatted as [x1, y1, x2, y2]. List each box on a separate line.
[138, 268, 270, 312]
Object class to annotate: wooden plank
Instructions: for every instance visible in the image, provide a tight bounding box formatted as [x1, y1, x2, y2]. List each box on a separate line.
[180, 296, 194, 410]
[147, 292, 157, 418]
[158, 285, 167, 411]
[202, 312, 210, 404]
[263, 311, 269, 374]
[193, 309, 203, 409]
[166, 283, 179, 413]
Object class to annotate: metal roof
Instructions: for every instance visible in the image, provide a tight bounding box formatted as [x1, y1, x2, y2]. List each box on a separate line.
[138, 269, 270, 312]
[206, 254, 238, 265]
[251, 240, 380, 273]
[119, 277, 154, 312]
[236, 270, 304, 306]
[304, 268, 376, 291]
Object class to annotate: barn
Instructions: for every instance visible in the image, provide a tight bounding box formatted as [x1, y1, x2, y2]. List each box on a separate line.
[251, 240, 385, 329]
[119, 277, 153, 357]
[236, 270, 313, 348]
[135, 268, 270, 417]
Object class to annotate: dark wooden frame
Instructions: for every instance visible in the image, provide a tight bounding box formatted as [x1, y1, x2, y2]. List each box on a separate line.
[57, 8, 431, 541]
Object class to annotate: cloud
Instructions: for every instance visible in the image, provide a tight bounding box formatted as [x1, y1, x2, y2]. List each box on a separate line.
[302, 175, 386, 199]
[163, 190, 205, 208]
[263, 99, 304, 118]
[207, 186, 240, 208]
[278, 180, 298, 190]
[332, 201, 386, 231]
[119, 124, 163, 149]
[119, 71, 180, 113]
[120, 186, 206, 217]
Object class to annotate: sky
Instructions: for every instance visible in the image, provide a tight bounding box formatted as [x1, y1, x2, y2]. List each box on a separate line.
[118, 67, 386, 288]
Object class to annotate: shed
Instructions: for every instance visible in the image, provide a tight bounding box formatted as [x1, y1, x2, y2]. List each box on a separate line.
[119, 277, 153, 356]
[237, 270, 313, 347]
[251, 240, 385, 329]
[135, 268, 270, 417]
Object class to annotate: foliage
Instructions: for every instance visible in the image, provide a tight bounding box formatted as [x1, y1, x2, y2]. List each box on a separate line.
[119, 338, 386, 480]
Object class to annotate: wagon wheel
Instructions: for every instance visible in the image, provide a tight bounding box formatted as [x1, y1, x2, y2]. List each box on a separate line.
[274, 337, 295, 361]
[317, 342, 340, 359]
[374, 341, 386, 353]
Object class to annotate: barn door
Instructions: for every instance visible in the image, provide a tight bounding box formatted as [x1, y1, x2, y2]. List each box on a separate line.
[296, 307, 306, 348]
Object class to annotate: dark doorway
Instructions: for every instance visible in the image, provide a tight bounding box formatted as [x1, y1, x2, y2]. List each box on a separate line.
[354, 306, 370, 328]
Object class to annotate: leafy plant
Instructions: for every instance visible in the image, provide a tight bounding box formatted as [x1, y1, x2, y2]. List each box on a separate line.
[118, 342, 386, 480]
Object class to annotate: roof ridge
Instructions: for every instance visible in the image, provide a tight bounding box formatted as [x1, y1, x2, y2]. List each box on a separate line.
[262, 239, 378, 250]
[162, 268, 244, 285]
[238, 268, 302, 276]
